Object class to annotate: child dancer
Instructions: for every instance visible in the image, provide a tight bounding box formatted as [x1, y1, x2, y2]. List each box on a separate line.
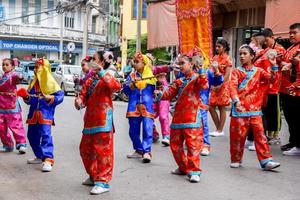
[229, 45, 280, 170]
[152, 65, 171, 146]
[209, 39, 232, 137]
[124, 52, 156, 163]
[191, 52, 224, 156]
[21, 59, 64, 172]
[0, 58, 27, 153]
[75, 54, 121, 195]
[155, 54, 208, 183]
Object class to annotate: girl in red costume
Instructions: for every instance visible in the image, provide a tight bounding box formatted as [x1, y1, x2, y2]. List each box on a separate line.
[229, 45, 280, 170]
[75, 52, 121, 195]
[209, 39, 232, 137]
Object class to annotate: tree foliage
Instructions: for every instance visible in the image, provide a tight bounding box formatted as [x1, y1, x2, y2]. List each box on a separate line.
[127, 34, 171, 65]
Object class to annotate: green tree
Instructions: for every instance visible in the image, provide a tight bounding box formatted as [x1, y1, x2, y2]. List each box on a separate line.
[127, 34, 171, 65]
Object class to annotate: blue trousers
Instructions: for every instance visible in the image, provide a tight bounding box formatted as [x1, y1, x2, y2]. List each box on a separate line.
[27, 124, 54, 161]
[128, 117, 153, 153]
[200, 109, 210, 146]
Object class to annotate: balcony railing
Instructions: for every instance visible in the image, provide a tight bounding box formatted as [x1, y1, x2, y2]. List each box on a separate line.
[0, 24, 106, 45]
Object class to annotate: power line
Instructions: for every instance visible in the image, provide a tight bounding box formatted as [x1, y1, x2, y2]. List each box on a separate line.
[0, 1, 82, 24]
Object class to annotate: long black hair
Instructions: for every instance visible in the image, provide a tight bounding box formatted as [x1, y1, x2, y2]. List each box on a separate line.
[216, 39, 230, 52]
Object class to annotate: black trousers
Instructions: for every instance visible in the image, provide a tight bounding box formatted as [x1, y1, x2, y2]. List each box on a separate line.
[281, 93, 300, 148]
[264, 94, 281, 132]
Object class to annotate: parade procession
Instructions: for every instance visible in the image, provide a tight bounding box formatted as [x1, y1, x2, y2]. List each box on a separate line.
[0, 0, 300, 199]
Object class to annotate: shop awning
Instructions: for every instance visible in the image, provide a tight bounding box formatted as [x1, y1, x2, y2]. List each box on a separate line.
[265, 0, 300, 38]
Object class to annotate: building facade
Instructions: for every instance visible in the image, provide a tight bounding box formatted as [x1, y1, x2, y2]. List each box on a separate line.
[120, 0, 147, 67]
[0, 0, 109, 64]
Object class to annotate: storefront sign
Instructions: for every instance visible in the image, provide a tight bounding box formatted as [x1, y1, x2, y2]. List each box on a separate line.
[0, 40, 59, 52]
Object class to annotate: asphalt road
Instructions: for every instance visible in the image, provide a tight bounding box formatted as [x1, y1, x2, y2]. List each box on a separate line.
[0, 95, 299, 200]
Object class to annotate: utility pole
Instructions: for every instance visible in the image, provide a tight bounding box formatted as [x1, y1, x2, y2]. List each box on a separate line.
[59, 12, 64, 65]
[136, 0, 142, 52]
[83, 1, 91, 57]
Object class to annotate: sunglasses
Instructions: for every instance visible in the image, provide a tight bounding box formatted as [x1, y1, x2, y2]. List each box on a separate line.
[81, 63, 85, 67]
[2, 63, 10, 66]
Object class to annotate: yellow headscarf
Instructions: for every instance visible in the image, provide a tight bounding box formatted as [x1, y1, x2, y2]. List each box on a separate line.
[141, 54, 156, 85]
[28, 59, 61, 95]
[133, 52, 157, 90]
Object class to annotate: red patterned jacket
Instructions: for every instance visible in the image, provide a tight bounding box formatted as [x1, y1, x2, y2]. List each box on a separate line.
[156, 70, 208, 129]
[280, 43, 300, 94]
[78, 70, 121, 134]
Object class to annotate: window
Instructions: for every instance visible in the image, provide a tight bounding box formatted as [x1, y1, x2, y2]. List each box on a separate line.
[9, 0, 15, 16]
[22, 0, 29, 24]
[132, 0, 147, 19]
[35, 0, 41, 25]
[48, 0, 54, 9]
[64, 13, 75, 29]
[92, 16, 97, 33]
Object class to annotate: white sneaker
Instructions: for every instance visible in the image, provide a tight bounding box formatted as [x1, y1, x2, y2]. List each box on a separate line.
[200, 147, 210, 156]
[82, 177, 94, 186]
[283, 147, 300, 156]
[161, 137, 170, 146]
[230, 162, 241, 168]
[18, 146, 27, 154]
[142, 153, 152, 163]
[189, 175, 200, 183]
[41, 161, 52, 172]
[263, 161, 280, 171]
[245, 140, 254, 148]
[27, 158, 42, 164]
[209, 131, 217, 136]
[90, 185, 110, 195]
[171, 168, 186, 175]
[210, 131, 224, 137]
[127, 151, 143, 159]
[248, 145, 256, 151]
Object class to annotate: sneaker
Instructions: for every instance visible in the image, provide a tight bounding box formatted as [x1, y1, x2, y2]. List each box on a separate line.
[281, 143, 294, 151]
[283, 147, 300, 156]
[41, 161, 52, 172]
[200, 147, 210, 156]
[245, 140, 254, 149]
[248, 145, 256, 151]
[209, 131, 224, 137]
[126, 151, 143, 159]
[142, 153, 152, 163]
[189, 175, 200, 183]
[230, 162, 241, 168]
[268, 137, 281, 145]
[209, 131, 217, 136]
[161, 136, 170, 146]
[27, 158, 42, 164]
[90, 183, 110, 195]
[18, 146, 27, 154]
[171, 168, 186, 175]
[0, 146, 14, 152]
[263, 161, 280, 171]
[82, 177, 94, 186]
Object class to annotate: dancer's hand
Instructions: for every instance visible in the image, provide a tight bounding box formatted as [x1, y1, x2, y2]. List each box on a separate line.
[44, 95, 54, 102]
[75, 98, 83, 110]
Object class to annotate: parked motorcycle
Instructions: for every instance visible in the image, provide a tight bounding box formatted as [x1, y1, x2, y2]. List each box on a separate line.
[113, 77, 128, 102]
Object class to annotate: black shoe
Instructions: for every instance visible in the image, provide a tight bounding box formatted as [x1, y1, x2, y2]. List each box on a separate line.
[281, 143, 295, 151]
